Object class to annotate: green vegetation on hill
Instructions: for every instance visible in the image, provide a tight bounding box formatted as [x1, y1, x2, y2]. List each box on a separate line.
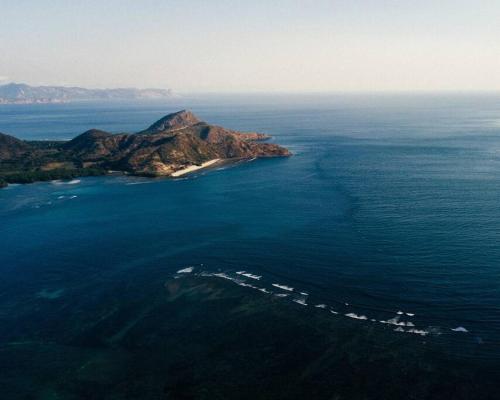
[0, 136, 107, 186]
[0, 167, 106, 185]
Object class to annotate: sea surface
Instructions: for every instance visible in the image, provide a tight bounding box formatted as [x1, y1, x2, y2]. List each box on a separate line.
[1, 94, 500, 398]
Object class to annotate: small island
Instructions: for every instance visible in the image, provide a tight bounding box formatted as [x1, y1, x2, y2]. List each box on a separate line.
[0, 110, 290, 188]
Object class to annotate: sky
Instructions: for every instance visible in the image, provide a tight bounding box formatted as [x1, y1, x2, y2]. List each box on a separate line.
[1, 0, 499, 92]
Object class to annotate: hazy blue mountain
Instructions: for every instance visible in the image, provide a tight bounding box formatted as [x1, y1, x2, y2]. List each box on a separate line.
[0, 82, 172, 104]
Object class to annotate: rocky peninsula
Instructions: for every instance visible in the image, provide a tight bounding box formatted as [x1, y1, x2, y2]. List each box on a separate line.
[0, 110, 290, 187]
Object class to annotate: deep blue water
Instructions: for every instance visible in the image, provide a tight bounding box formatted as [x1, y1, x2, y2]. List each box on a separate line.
[1, 94, 500, 368]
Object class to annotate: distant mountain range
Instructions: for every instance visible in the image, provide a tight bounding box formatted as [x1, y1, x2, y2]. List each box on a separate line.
[0, 83, 173, 104]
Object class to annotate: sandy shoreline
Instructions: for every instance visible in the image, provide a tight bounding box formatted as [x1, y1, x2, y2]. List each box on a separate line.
[171, 159, 221, 177]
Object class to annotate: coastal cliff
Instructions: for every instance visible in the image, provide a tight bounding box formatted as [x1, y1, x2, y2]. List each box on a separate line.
[0, 110, 290, 186]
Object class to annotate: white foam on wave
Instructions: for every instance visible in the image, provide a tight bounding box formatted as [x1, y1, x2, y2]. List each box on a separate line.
[203, 271, 273, 295]
[451, 326, 469, 333]
[174, 268, 444, 338]
[397, 310, 414, 317]
[345, 313, 368, 320]
[236, 271, 261, 280]
[396, 310, 415, 317]
[380, 316, 415, 327]
[177, 267, 194, 274]
[212, 272, 235, 281]
[69, 195, 77, 199]
[126, 181, 153, 185]
[407, 329, 428, 336]
[393, 327, 428, 336]
[272, 284, 294, 292]
[237, 282, 258, 290]
[52, 179, 80, 185]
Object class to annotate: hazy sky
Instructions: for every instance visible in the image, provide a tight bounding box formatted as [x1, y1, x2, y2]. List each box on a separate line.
[1, 0, 499, 92]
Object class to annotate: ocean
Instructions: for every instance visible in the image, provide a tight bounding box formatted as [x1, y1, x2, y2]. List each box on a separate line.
[1, 94, 500, 398]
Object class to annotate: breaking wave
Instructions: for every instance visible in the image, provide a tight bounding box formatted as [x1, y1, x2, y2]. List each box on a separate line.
[173, 266, 471, 340]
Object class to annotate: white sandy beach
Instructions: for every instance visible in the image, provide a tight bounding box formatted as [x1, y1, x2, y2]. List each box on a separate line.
[171, 159, 220, 177]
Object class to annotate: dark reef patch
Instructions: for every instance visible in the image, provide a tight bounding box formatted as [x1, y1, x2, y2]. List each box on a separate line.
[1, 273, 497, 400]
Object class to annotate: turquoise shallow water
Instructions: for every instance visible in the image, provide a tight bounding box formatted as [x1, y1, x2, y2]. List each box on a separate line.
[1, 94, 500, 396]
